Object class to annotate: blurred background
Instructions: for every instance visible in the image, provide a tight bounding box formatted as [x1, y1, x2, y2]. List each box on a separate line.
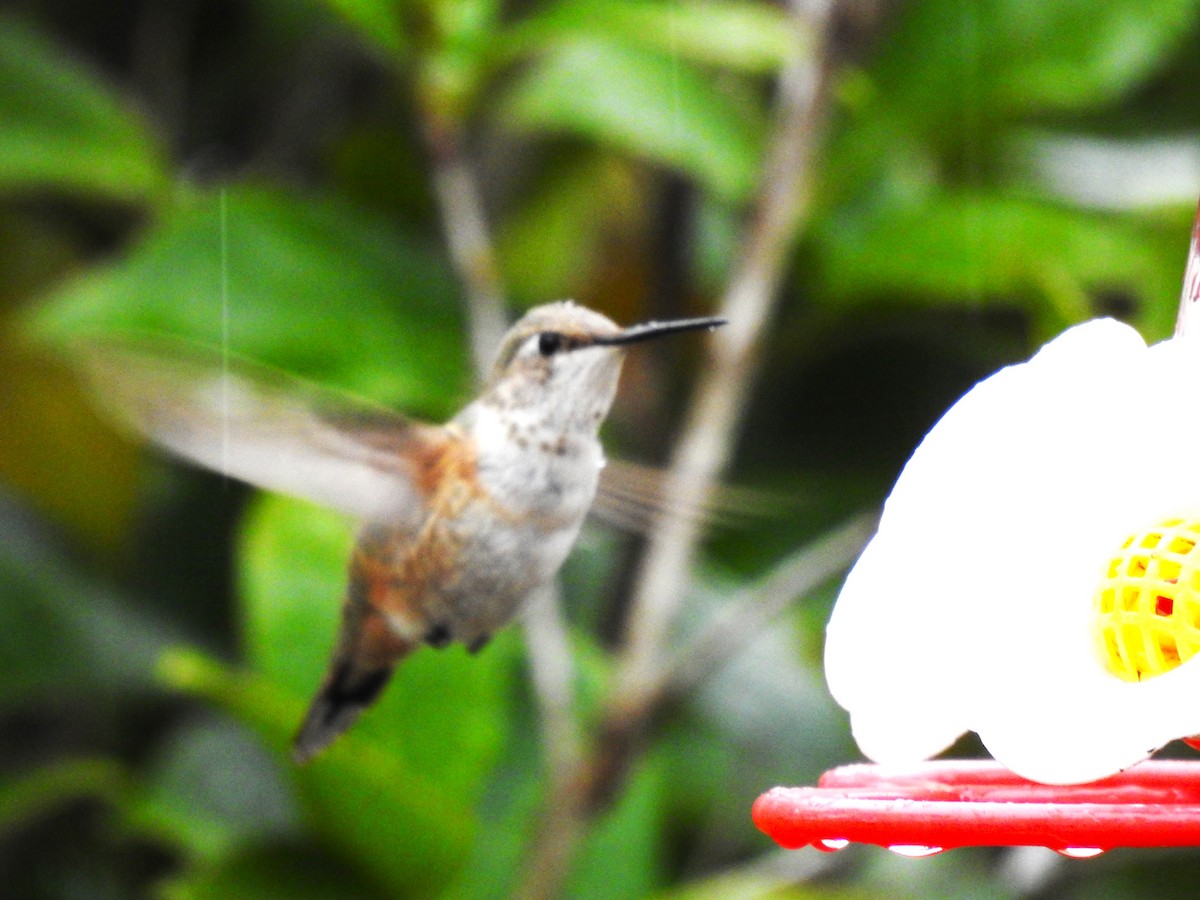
[3, 0, 1200, 897]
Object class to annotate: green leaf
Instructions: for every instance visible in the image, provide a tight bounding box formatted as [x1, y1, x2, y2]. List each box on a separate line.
[196, 492, 520, 893]
[0, 757, 129, 835]
[0, 15, 167, 202]
[160, 646, 481, 897]
[318, 0, 407, 58]
[658, 871, 844, 900]
[26, 184, 470, 418]
[237, 497, 357, 695]
[160, 841, 389, 900]
[506, 0, 801, 74]
[429, 0, 503, 49]
[871, 0, 1198, 131]
[124, 717, 299, 865]
[815, 193, 1181, 334]
[499, 41, 765, 201]
[443, 702, 542, 899]
[0, 499, 171, 703]
[567, 755, 666, 898]
[819, 0, 1200, 260]
[239, 494, 514, 803]
[454, 702, 674, 897]
[497, 154, 644, 304]
[0, 343, 142, 552]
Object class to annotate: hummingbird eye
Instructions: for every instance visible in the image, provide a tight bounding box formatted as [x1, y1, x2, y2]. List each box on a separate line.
[537, 332, 564, 357]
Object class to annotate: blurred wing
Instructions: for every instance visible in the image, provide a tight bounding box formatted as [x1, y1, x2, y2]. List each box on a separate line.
[73, 335, 449, 528]
[593, 458, 784, 534]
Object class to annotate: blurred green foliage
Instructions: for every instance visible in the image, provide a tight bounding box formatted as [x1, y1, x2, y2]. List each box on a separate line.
[0, 17, 168, 201]
[3, 0, 1200, 897]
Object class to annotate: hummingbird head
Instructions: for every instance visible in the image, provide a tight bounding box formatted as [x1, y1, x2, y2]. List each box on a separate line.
[482, 301, 724, 434]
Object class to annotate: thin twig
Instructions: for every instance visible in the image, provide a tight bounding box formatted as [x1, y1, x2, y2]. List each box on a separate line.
[616, 0, 833, 705]
[517, 2, 839, 894]
[675, 847, 841, 895]
[521, 585, 586, 789]
[419, 110, 509, 379]
[416, 89, 583, 816]
[650, 512, 876, 714]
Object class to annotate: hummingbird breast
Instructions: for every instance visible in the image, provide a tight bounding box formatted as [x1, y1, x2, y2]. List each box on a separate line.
[353, 404, 603, 651]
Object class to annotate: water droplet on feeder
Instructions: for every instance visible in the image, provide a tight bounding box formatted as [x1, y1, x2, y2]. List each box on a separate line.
[887, 844, 944, 858]
[816, 838, 849, 852]
[1056, 847, 1105, 859]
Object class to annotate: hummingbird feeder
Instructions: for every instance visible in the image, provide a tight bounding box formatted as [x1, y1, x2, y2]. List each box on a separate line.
[759, 204, 1200, 856]
[753, 759, 1200, 857]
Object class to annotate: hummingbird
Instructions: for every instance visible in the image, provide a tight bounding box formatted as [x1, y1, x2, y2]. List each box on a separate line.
[75, 301, 724, 761]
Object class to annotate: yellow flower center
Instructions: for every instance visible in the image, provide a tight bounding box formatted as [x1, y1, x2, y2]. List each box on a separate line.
[1095, 518, 1200, 681]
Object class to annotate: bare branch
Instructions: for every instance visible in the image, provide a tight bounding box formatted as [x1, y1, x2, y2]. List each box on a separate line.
[653, 513, 875, 712]
[517, 1, 842, 893]
[674, 847, 842, 896]
[521, 585, 585, 786]
[615, 0, 835, 719]
[419, 113, 509, 381]
[416, 94, 583, 833]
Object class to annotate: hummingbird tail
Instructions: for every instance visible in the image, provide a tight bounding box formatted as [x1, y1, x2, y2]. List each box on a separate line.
[291, 658, 397, 763]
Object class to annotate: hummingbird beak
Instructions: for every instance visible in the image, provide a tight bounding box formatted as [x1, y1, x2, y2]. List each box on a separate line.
[593, 316, 726, 348]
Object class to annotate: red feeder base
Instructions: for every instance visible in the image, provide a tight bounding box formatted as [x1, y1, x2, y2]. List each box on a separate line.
[753, 760, 1200, 856]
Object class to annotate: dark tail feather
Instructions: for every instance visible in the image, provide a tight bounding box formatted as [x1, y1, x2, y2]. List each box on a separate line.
[292, 659, 395, 763]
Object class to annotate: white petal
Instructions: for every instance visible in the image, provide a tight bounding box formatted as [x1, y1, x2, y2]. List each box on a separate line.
[823, 318, 1200, 782]
[970, 334, 1200, 781]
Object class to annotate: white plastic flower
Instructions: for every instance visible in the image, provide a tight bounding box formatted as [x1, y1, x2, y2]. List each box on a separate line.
[825, 318, 1200, 784]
